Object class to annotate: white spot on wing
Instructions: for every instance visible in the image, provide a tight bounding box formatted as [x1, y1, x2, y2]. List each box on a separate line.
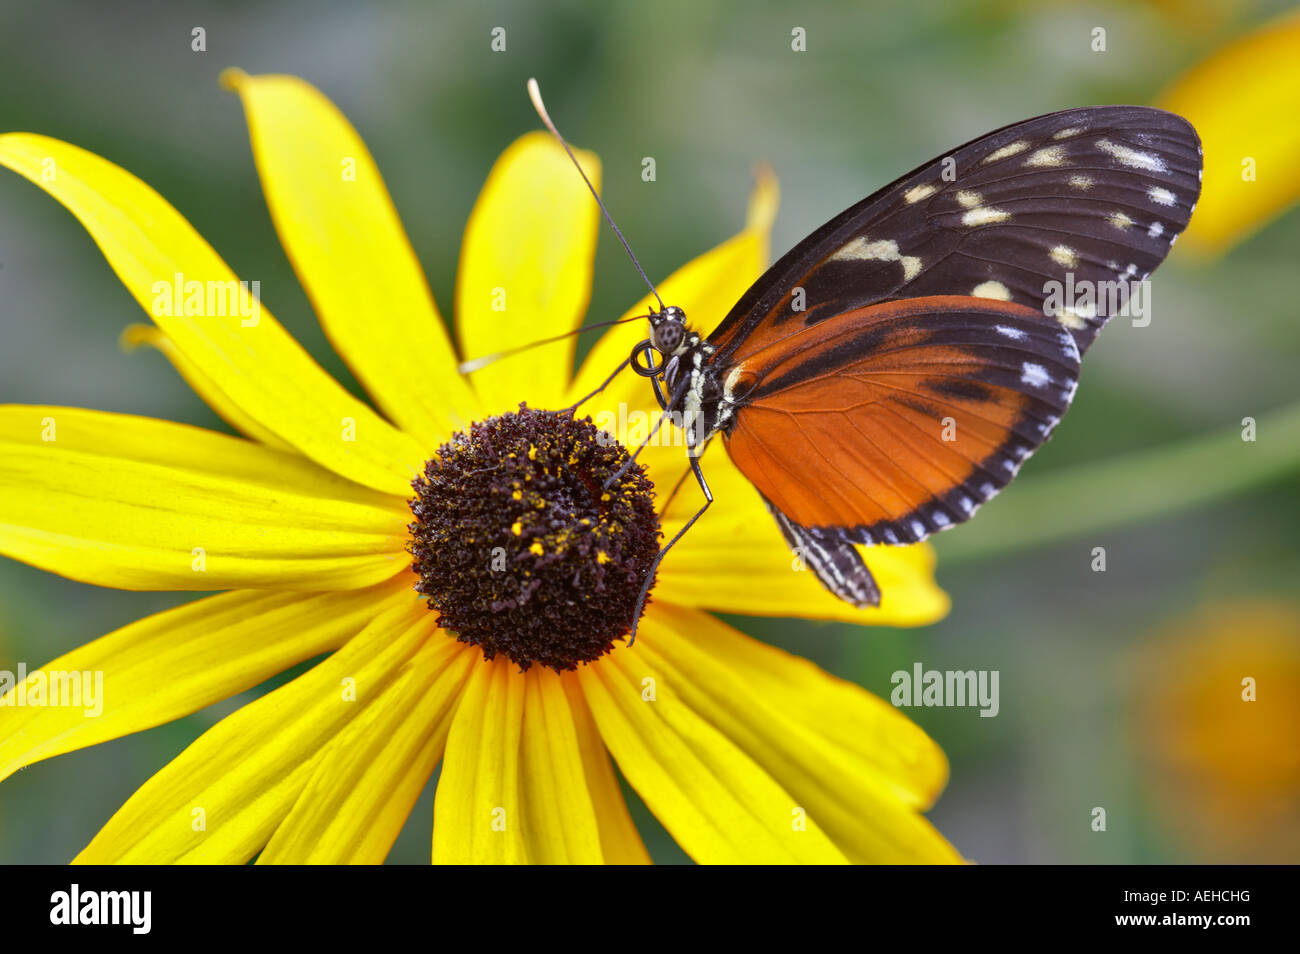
[1049, 245, 1078, 268]
[1148, 186, 1176, 206]
[1147, 221, 1164, 238]
[1021, 362, 1050, 388]
[1068, 175, 1093, 190]
[1025, 145, 1067, 167]
[1058, 327, 1079, 360]
[956, 190, 982, 208]
[1097, 138, 1167, 172]
[962, 207, 1011, 227]
[995, 324, 1026, 340]
[1053, 126, 1083, 140]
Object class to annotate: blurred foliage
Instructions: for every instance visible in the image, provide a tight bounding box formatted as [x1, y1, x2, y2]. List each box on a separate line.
[0, 0, 1297, 863]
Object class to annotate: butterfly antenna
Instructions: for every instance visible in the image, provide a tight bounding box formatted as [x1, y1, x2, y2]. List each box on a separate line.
[458, 314, 646, 374]
[528, 78, 665, 313]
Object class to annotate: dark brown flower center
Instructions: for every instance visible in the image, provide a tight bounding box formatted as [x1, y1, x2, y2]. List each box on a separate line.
[407, 404, 661, 671]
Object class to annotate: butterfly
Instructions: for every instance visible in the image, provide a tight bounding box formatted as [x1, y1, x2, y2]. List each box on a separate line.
[621, 105, 1203, 610]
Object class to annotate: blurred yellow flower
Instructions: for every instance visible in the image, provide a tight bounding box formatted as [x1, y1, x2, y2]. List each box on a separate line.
[1131, 600, 1300, 863]
[1158, 8, 1300, 256]
[0, 72, 955, 864]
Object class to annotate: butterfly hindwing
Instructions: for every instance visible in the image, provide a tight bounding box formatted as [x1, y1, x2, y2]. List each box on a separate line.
[766, 499, 881, 608]
[708, 105, 1201, 363]
[722, 295, 1081, 545]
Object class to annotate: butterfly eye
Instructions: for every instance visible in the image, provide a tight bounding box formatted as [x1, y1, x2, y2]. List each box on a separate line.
[651, 317, 684, 354]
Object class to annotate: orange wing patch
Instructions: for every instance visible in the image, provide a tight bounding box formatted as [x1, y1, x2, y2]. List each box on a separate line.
[722, 296, 1079, 544]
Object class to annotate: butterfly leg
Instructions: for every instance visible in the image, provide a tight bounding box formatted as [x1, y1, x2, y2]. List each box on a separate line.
[561, 356, 631, 415]
[603, 369, 691, 490]
[627, 451, 713, 647]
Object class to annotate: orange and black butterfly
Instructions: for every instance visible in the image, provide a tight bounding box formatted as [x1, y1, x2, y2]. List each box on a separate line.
[622, 105, 1204, 610]
[529, 89, 1202, 616]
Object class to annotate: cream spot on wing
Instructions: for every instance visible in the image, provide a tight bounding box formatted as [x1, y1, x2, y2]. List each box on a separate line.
[962, 207, 1011, 226]
[904, 183, 938, 204]
[1109, 211, 1134, 230]
[1053, 126, 1083, 139]
[1148, 186, 1176, 206]
[828, 237, 923, 281]
[1057, 301, 1095, 330]
[1049, 244, 1078, 268]
[1025, 145, 1067, 167]
[1097, 138, 1167, 172]
[983, 140, 1029, 163]
[973, 281, 1012, 301]
[1068, 175, 1093, 190]
[956, 190, 982, 208]
[723, 365, 747, 402]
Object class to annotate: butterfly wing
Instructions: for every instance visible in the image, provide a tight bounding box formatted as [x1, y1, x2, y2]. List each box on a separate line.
[709, 105, 1201, 363]
[766, 498, 883, 608]
[722, 296, 1081, 549]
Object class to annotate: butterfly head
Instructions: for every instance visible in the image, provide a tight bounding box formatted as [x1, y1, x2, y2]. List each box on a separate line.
[649, 305, 688, 356]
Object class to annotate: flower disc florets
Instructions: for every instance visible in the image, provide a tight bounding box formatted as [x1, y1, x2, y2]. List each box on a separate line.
[407, 404, 660, 671]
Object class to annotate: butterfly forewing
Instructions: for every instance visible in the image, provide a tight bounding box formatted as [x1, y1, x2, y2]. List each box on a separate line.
[722, 296, 1081, 545]
[709, 105, 1202, 363]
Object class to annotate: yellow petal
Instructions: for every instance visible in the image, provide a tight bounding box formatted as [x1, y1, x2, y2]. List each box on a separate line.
[258, 637, 475, 864]
[432, 656, 528, 864]
[223, 71, 480, 445]
[1158, 9, 1300, 256]
[579, 642, 847, 864]
[0, 578, 417, 783]
[456, 131, 600, 413]
[560, 676, 651, 864]
[656, 444, 950, 625]
[120, 323, 292, 450]
[0, 406, 409, 590]
[74, 602, 435, 864]
[568, 167, 778, 485]
[0, 133, 425, 495]
[641, 604, 962, 863]
[517, 668, 604, 863]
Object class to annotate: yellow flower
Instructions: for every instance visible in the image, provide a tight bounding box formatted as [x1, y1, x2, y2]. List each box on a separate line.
[0, 71, 955, 864]
[1130, 600, 1300, 863]
[1157, 8, 1300, 256]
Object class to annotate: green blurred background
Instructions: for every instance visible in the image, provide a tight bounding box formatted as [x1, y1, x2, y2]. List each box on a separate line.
[1, 0, 1297, 863]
